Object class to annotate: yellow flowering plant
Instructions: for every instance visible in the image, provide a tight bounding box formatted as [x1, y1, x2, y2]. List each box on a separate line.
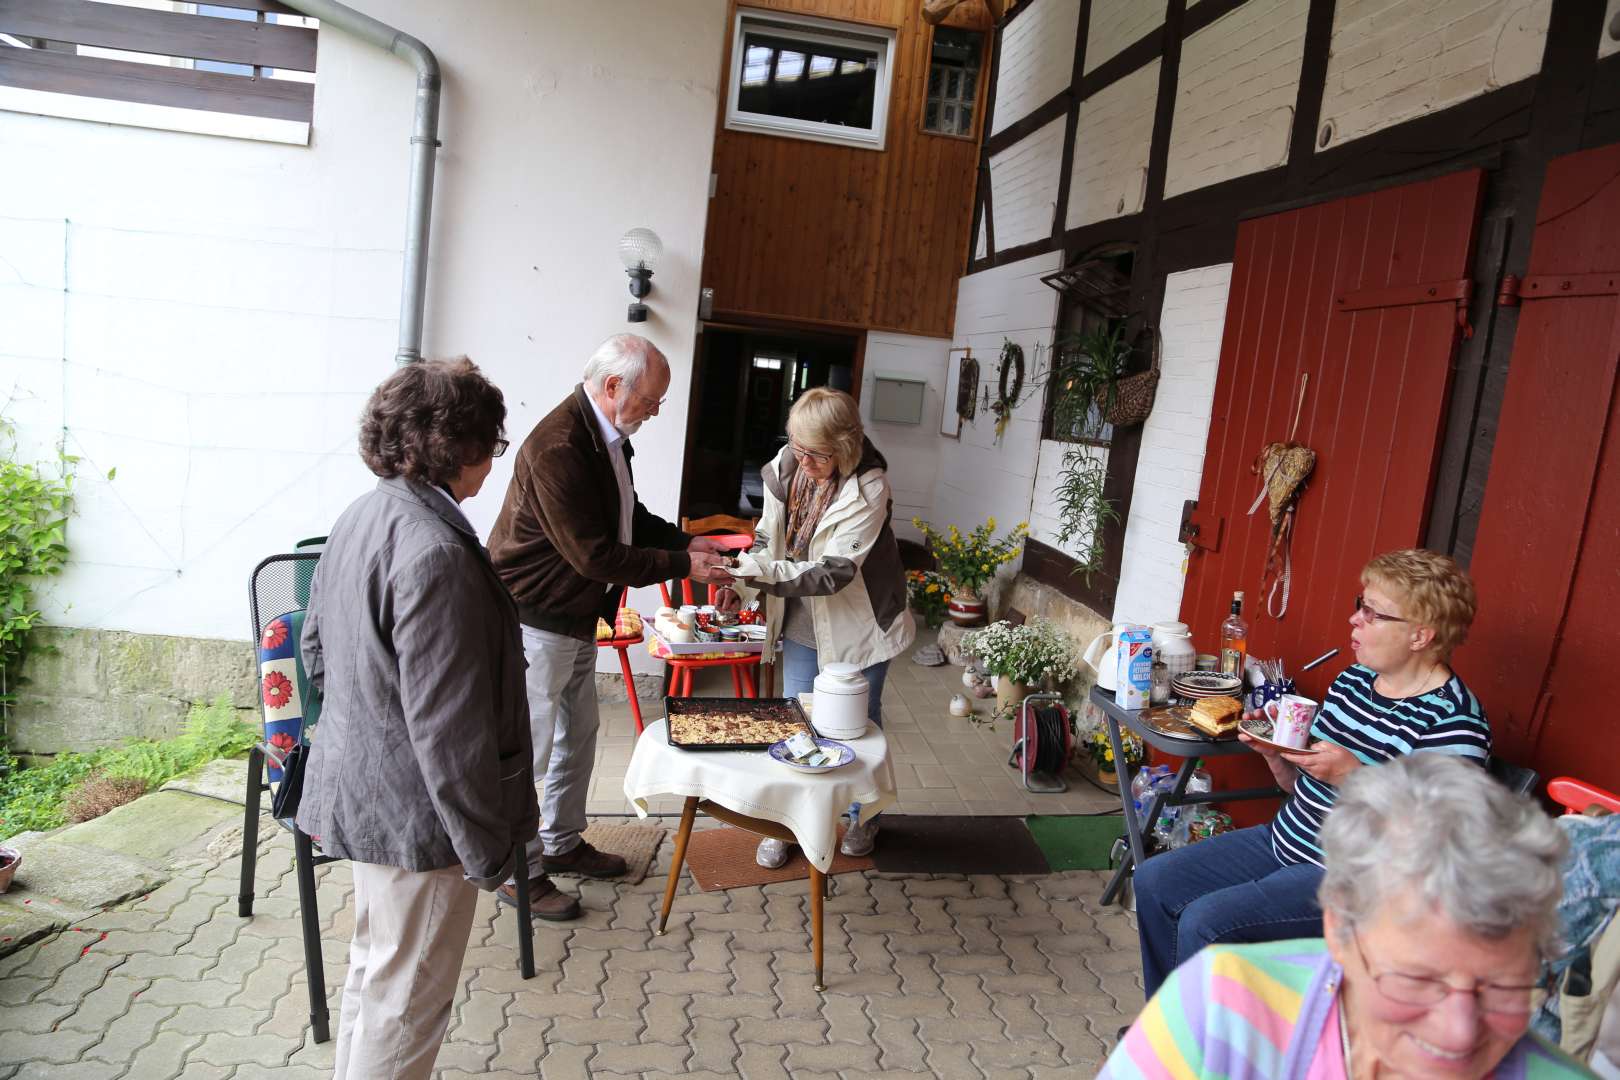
[905, 570, 953, 629]
[1084, 725, 1143, 772]
[910, 516, 1028, 597]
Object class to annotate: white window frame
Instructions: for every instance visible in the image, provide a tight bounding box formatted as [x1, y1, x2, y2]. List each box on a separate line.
[724, 8, 897, 152]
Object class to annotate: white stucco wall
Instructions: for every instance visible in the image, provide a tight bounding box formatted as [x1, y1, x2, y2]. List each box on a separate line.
[859, 331, 954, 543]
[0, 0, 727, 663]
[933, 250, 1061, 545]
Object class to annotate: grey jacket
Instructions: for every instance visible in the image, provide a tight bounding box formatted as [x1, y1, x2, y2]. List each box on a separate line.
[294, 477, 539, 886]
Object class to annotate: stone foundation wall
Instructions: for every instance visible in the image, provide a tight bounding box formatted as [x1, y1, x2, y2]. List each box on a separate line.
[11, 627, 260, 756]
[9, 625, 668, 757]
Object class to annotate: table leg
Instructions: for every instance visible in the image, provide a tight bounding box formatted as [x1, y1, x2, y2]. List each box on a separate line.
[657, 797, 699, 935]
[809, 864, 826, 992]
[1100, 715, 1145, 906]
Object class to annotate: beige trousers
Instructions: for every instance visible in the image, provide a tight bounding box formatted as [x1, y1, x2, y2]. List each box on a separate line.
[332, 861, 478, 1080]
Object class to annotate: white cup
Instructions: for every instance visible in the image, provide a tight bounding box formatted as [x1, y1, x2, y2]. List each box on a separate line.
[1263, 694, 1318, 749]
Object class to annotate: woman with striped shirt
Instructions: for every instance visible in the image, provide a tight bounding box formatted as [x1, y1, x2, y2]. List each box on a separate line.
[1133, 549, 1489, 1000]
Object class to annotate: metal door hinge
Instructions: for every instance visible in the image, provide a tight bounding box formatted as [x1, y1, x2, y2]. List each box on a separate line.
[1518, 273, 1620, 300]
[1336, 278, 1475, 338]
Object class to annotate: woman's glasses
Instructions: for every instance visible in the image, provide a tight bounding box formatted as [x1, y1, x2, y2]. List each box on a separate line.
[492, 438, 510, 458]
[1351, 928, 1539, 1016]
[1353, 595, 1408, 624]
[791, 443, 833, 465]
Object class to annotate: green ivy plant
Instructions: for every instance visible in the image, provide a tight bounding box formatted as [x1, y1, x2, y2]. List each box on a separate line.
[1049, 323, 1131, 441]
[1053, 446, 1120, 583]
[0, 416, 75, 730]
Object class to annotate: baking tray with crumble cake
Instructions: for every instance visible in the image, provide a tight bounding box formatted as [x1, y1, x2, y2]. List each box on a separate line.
[664, 697, 817, 751]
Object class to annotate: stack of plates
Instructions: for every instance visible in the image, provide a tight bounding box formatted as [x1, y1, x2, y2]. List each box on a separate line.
[1170, 672, 1243, 700]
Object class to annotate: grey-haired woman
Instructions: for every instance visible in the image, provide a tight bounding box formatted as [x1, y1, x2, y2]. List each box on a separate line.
[1104, 754, 1592, 1078]
[298, 358, 537, 1080]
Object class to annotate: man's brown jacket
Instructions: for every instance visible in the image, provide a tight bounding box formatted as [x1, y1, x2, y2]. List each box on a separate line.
[488, 384, 690, 640]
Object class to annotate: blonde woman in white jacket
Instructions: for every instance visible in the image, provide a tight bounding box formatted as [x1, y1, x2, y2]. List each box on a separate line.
[718, 388, 915, 866]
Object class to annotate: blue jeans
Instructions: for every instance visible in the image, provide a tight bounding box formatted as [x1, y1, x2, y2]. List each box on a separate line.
[1133, 824, 1325, 999]
[780, 638, 888, 728]
[781, 639, 888, 825]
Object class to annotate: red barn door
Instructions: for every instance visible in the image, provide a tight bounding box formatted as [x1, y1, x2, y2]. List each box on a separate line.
[1177, 169, 1486, 819]
[1460, 143, 1620, 791]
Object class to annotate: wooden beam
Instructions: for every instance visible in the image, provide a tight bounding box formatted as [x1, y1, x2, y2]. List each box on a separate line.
[1182, 0, 1253, 39]
[1075, 25, 1163, 102]
[982, 89, 1067, 157]
[0, 43, 313, 121]
[1050, 0, 1090, 244]
[0, 0, 318, 72]
[180, 0, 304, 15]
[1284, 0, 1335, 187]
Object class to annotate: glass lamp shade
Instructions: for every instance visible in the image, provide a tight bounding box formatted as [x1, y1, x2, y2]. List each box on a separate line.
[617, 228, 663, 272]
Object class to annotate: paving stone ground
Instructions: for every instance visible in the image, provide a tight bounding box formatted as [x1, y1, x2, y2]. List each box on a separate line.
[0, 809, 1143, 1079]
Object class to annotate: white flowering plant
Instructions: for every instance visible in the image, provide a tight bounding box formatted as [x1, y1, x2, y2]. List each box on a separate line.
[960, 618, 1076, 686]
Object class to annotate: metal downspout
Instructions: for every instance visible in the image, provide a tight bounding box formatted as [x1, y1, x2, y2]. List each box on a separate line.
[279, 0, 440, 365]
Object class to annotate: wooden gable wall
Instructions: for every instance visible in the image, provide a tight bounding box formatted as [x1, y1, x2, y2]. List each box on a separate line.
[700, 0, 996, 338]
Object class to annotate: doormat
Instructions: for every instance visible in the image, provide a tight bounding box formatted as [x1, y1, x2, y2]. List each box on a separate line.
[1024, 813, 1123, 872]
[683, 824, 874, 892]
[547, 822, 665, 886]
[868, 815, 1050, 876]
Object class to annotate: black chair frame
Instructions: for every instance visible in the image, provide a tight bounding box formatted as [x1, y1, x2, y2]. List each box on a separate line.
[239, 552, 534, 1045]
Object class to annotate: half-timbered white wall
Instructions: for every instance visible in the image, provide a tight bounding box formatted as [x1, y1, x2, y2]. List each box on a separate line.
[1085, 0, 1167, 73]
[1065, 60, 1159, 229]
[989, 0, 1081, 135]
[1319, 0, 1552, 148]
[1164, 0, 1309, 198]
[987, 116, 1066, 250]
[1605, 0, 1620, 59]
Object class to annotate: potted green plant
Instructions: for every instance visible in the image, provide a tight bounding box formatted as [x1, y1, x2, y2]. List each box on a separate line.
[1053, 447, 1120, 583]
[1050, 324, 1132, 440]
[960, 618, 1076, 721]
[911, 517, 1028, 625]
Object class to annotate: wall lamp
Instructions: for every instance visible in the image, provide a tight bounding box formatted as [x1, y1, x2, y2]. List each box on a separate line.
[618, 227, 662, 322]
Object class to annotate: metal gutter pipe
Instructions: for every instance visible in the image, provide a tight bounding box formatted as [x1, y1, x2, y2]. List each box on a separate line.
[279, 0, 440, 365]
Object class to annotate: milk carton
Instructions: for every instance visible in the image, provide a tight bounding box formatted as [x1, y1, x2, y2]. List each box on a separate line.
[1115, 628, 1154, 710]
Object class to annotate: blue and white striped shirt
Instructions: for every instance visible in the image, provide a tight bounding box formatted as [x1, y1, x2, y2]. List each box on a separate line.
[1270, 664, 1490, 868]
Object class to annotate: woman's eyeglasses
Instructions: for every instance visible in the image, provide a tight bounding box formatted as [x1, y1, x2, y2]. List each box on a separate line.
[1351, 927, 1539, 1016]
[492, 438, 510, 458]
[1354, 595, 1408, 623]
[791, 443, 833, 465]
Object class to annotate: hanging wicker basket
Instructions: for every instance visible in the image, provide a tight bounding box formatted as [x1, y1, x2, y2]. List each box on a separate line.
[1094, 326, 1161, 427]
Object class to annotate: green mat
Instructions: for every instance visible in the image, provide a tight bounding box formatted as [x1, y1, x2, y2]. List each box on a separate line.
[1024, 814, 1125, 871]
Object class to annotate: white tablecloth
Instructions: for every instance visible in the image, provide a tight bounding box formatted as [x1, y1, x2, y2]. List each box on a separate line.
[624, 719, 897, 871]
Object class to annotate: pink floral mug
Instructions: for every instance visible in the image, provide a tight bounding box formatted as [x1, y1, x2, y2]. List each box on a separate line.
[1262, 694, 1318, 749]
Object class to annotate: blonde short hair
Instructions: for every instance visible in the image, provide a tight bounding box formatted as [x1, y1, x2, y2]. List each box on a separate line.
[787, 388, 864, 474]
[1361, 548, 1477, 659]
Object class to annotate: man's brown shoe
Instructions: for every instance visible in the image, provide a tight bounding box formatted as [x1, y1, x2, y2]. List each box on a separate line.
[540, 840, 628, 879]
[497, 874, 581, 921]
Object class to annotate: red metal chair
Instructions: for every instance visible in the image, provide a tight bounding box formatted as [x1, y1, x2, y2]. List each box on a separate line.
[597, 588, 647, 735]
[657, 579, 763, 697]
[1548, 777, 1620, 816]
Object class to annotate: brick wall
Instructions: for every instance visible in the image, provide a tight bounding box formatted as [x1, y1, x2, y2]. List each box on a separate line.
[990, 0, 1082, 135]
[1085, 0, 1167, 74]
[1164, 0, 1308, 199]
[988, 115, 1066, 250]
[1028, 438, 1108, 559]
[1065, 60, 1160, 229]
[1112, 264, 1231, 625]
[1606, 0, 1620, 59]
[1319, 0, 1553, 149]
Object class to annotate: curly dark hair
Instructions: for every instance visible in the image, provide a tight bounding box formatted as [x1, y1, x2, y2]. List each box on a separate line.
[358, 357, 506, 485]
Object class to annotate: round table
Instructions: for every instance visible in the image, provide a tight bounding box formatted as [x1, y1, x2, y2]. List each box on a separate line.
[624, 718, 896, 989]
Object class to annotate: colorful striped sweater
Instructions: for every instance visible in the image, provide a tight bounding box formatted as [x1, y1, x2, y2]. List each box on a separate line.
[1100, 939, 1593, 1079]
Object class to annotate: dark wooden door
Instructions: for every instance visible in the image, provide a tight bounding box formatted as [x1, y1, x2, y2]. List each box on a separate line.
[1459, 143, 1620, 790]
[1176, 170, 1486, 819]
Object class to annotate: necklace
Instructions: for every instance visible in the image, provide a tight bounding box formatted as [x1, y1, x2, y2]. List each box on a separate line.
[1375, 662, 1445, 700]
[1339, 996, 1354, 1077]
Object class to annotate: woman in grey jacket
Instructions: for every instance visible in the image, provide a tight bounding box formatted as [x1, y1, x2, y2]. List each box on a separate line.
[296, 358, 538, 1080]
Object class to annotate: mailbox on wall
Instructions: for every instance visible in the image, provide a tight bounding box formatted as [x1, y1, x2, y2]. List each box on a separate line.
[870, 373, 927, 425]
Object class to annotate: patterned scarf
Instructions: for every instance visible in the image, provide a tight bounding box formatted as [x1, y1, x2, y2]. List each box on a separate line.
[785, 465, 839, 560]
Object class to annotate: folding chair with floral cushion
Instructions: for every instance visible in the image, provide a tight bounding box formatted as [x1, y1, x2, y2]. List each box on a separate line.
[239, 552, 534, 1046]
